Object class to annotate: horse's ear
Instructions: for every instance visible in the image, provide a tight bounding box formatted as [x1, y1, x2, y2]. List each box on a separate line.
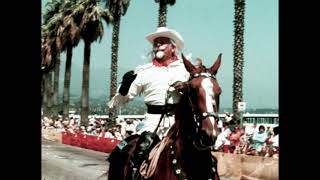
[182, 53, 196, 73]
[208, 53, 222, 75]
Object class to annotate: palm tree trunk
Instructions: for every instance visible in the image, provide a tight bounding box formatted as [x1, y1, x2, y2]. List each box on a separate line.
[109, 18, 121, 125]
[42, 73, 47, 115]
[46, 71, 54, 117]
[52, 53, 61, 118]
[232, 0, 246, 120]
[63, 45, 73, 120]
[158, 1, 167, 27]
[80, 41, 91, 126]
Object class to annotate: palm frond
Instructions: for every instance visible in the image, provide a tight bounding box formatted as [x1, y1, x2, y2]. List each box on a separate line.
[154, 0, 176, 6]
[43, 0, 65, 24]
[105, 0, 130, 18]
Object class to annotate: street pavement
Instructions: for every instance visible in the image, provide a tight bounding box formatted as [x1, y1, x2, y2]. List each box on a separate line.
[42, 138, 235, 180]
[42, 138, 109, 180]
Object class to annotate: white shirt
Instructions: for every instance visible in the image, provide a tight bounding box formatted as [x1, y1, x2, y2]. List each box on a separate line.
[129, 58, 190, 105]
[118, 122, 127, 137]
[221, 128, 231, 146]
[108, 57, 189, 138]
[125, 123, 136, 133]
[245, 125, 258, 136]
[108, 57, 190, 108]
[114, 131, 123, 140]
[270, 134, 279, 147]
[217, 120, 223, 129]
[104, 131, 115, 138]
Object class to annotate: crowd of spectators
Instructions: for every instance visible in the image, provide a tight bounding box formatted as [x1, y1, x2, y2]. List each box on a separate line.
[213, 112, 279, 159]
[41, 115, 143, 141]
[42, 112, 279, 159]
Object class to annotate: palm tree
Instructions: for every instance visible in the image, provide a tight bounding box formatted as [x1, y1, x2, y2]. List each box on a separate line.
[154, 0, 176, 27]
[42, 0, 65, 118]
[105, 0, 130, 124]
[59, 0, 82, 120]
[232, 0, 246, 122]
[76, 0, 112, 126]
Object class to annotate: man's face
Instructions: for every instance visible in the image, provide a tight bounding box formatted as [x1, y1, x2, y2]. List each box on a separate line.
[153, 37, 176, 60]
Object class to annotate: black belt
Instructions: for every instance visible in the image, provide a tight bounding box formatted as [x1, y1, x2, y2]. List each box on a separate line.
[146, 104, 176, 115]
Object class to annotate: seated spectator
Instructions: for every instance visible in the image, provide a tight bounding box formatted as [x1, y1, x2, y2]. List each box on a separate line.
[52, 120, 63, 131]
[92, 126, 102, 136]
[116, 118, 127, 137]
[89, 117, 96, 125]
[72, 117, 79, 126]
[220, 122, 232, 153]
[217, 118, 223, 133]
[67, 125, 75, 134]
[43, 117, 53, 129]
[104, 128, 115, 138]
[69, 118, 76, 127]
[245, 122, 257, 136]
[265, 126, 279, 158]
[252, 125, 268, 156]
[113, 127, 123, 140]
[62, 119, 69, 128]
[79, 126, 86, 134]
[125, 119, 136, 136]
[229, 126, 243, 154]
[100, 120, 106, 131]
[239, 129, 250, 154]
[224, 112, 233, 122]
[214, 131, 225, 151]
[86, 123, 95, 134]
[135, 121, 145, 133]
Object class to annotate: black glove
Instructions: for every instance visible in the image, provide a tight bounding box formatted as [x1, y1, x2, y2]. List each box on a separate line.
[119, 70, 137, 96]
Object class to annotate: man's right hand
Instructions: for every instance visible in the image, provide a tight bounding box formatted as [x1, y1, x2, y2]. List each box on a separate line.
[171, 81, 188, 95]
[119, 70, 137, 96]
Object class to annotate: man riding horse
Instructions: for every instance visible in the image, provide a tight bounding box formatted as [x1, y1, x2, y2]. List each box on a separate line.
[108, 27, 219, 179]
[109, 26, 189, 169]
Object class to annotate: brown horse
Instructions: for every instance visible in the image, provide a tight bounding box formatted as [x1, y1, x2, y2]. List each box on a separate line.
[107, 54, 222, 180]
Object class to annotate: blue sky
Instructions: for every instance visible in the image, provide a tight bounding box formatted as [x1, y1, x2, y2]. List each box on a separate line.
[42, 0, 278, 109]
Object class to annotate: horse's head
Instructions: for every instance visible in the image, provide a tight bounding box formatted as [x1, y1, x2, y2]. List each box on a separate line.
[178, 54, 222, 150]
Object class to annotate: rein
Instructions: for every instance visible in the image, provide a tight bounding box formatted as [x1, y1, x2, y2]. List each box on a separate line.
[167, 72, 218, 179]
[153, 87, 174, 135]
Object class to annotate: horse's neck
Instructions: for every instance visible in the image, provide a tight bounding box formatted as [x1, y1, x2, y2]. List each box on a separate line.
[174, 95, 194, 134]
[172, 96, 213, 178]
[174, 138, 212, 179]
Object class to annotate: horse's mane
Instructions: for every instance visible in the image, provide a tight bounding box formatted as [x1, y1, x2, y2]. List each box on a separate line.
[172, 95, 197, 144]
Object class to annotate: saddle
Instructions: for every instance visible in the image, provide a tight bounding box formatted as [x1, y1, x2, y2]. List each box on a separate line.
[139, 136, 172, 179]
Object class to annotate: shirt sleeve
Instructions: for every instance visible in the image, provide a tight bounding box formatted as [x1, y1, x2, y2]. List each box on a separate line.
[107, 85, 130, 108]
[127, 72, 144, 99]
[107, 72, 144, 108]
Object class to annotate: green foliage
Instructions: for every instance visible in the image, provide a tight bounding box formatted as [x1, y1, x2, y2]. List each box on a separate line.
[104, 0, 130, 21]
[154, 0, 176, 6]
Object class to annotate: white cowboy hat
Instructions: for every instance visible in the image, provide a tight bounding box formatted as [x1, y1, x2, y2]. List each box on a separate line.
[146, 27, 184, 51]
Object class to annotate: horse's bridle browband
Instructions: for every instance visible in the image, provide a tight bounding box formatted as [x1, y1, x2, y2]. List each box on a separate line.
[191, 72, 216, 80]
